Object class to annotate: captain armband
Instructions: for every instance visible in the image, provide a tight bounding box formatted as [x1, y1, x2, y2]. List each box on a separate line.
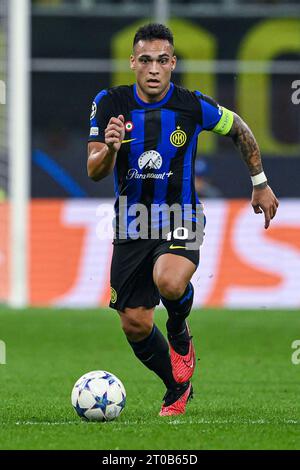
[212, 107, 234, 135]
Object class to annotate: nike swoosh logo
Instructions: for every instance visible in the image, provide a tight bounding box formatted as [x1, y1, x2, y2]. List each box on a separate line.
[183, 358, 194, 369]
[169, 244, 186, 250]
[143, 354, 155, 363]
[122, 138, 137, 144]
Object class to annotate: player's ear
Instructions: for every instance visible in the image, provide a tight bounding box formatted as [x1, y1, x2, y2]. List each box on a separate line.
[171, 55, 177, 71]
[130, 55, 136, 71]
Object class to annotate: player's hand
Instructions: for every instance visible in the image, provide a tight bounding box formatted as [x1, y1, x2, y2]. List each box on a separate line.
[105, 115, 125, 153]
[251, 185, 279, 229]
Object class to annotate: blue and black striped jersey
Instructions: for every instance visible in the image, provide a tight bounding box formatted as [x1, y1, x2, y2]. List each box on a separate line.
[88, 83, 233, 241]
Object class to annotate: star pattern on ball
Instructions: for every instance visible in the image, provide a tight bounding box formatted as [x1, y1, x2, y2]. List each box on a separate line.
[102, 373, 112, 380]
[117, 392, 126, 409]
[74, 399, 88, 418]
[81, 378, 92, 391]
[92, 391, 114, 413]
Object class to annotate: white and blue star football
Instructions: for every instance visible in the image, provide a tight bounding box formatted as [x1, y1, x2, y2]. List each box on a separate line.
[71, 370, 126, 422]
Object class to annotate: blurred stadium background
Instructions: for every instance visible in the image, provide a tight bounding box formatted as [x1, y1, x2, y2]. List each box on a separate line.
[0, 0, 300, 309]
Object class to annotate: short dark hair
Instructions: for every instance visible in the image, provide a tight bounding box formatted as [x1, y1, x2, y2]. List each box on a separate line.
[133, 23, 174, 49]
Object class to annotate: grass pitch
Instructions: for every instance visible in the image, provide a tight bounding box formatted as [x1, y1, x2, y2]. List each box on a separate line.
[0, 307, 299, 450]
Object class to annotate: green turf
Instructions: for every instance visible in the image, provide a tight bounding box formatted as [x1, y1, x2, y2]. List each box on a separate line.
[0, 306, 299, 450]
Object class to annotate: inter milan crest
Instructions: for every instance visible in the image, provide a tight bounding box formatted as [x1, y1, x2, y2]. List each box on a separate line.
[110, 287, 117, 304]
[170, 126, 187, 147]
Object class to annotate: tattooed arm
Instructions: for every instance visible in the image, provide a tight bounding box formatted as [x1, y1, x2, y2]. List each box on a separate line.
[228, 112, 279, 229]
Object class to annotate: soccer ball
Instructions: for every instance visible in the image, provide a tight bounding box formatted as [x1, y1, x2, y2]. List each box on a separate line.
[71, 370, 126, 422]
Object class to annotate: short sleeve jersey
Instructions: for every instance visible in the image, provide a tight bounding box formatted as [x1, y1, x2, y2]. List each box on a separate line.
[88, 82, 233, 241]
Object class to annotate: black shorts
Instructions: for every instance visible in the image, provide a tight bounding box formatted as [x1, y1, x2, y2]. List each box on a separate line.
[109, 237, 200, 312]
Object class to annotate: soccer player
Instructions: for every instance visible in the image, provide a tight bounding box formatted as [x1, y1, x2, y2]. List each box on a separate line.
[87, 23, 279, 416]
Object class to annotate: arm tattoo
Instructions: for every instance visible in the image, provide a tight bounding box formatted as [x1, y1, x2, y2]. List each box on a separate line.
[228, 113, 267, 189]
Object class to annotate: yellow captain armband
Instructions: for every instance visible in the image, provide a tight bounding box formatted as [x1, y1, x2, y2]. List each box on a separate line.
[212, 107, 234, 135]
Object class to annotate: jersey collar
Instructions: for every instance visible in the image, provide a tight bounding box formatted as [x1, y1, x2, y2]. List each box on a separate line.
[133, 82, 174, 108]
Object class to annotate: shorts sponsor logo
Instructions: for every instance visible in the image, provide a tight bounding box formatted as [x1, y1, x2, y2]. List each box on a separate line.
[90, 102, 97, 120]
[170, 127, 187, 147]
[110, 287, 117, 304]
[90, 127, 99, 136]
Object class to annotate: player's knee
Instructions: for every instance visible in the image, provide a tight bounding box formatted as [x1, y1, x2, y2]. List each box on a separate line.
[120, 313, 153, 342]
[156, 274, 186, 300]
